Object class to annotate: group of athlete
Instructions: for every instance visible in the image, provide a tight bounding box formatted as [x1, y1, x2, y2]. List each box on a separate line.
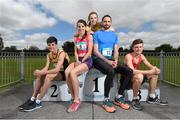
[18, 11, 168, 113]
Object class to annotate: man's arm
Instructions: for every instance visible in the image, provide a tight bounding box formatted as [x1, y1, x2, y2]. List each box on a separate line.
[124, 54, 156, 75]
[94, 44, 113, 66]
[142, 55, 155, 69]
[112, 34, 119, 68]
[142, 55, 160, 74]
[112, 44, 119, 68]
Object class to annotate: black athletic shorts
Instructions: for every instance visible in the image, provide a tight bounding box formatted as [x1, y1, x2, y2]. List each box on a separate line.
[59, 58, 69, 81]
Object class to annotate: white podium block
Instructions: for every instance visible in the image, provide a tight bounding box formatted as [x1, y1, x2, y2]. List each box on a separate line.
[58, 72, 88, 101]
[33, 72, 87, 101]
[42, 81, 71, 101]
[33, 68, 119, 101]
[124, 88, 160, 101]
[82, 68, 118, 101]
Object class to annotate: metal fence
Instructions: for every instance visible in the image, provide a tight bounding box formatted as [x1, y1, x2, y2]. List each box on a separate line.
[0, 50, 180, 88]
[161, 52, 180, 87]
[0, 51, 21, 87]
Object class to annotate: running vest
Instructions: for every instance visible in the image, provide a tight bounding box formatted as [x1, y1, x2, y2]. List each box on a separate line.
[75, 34, 89, 56]
[131, 54, 142, 69]
[48, 49, 69, 71]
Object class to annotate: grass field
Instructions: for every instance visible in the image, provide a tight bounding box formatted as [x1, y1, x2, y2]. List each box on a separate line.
[0, 57, 21, 87]
[0, 55, 180, 88]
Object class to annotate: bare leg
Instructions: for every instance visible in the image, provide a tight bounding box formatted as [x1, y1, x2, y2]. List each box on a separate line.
[132, 73, 143, 97]
[69, 63, 88, 102]
[37, 73, 60, 100]
[32, 70, 45, 98]
[65, 62, 75, 99]
[148, 74, 158, 94]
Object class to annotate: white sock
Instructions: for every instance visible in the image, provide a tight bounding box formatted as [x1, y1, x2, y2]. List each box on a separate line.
[149, 93, 156, 98]
[133, 96, 139, 100]
[36, 99, 41, 104]
[31, 96, 35, 101]
[104, 97, 109, 101]
[116, 94, 122, 98]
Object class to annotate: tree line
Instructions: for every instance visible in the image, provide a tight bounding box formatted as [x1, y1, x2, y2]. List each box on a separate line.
[0, 37, 180, 52]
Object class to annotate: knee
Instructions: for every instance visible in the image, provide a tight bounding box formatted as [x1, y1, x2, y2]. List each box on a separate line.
[107, 69, 115, 76]
[65, 69, 70, 77]
[133, 74, 143, 83]
[45, 74, 53, 81]
[127, 68, 133, 76]
[133, 78, 139, 83]
[34, 70, 41, 77]
[69, 70, 76, 78]
[150, 74, 159, 80]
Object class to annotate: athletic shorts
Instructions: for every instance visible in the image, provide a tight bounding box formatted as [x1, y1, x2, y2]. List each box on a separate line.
[59, 71, 65, 81]
[59, 58, 69, 81]
[79, 57, 93, 69]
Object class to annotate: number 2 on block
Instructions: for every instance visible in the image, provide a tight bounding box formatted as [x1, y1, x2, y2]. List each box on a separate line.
[50, 84, 58, 97]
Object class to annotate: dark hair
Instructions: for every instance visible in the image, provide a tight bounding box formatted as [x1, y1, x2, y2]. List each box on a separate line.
[47, 36, 58, 44]
[102, 14, 112, 22]
[76, 19, 87, 40]
[77, 19, 87, 27]
[129, 39, 143, 52]
[87, 11, 98, 26]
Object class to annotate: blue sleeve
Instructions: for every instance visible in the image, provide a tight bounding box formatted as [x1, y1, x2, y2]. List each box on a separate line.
[114, 34, 118, 44]
[93, 32, 98, 44]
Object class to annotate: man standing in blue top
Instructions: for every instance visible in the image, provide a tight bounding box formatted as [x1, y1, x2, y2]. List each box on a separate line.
[93, 15, 133, 113]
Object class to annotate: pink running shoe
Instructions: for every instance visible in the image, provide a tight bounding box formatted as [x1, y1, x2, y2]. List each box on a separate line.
[67, 99, 81, 113]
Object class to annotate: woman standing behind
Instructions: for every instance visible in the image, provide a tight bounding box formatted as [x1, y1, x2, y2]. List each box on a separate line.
[65, 19, 93, 112]
[86, 11, 102, 34]
[86, 11, 115, 34]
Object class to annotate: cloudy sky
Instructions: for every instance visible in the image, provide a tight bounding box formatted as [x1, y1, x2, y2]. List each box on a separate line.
[0, 0, 180, 50]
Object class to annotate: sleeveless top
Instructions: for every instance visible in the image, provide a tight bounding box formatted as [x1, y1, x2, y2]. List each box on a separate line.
[75, 34, 89, 56]
[86, 22, 102, 33]
[91, 22, 102, 32]
[48, 49, 69, 71]
[131, 54, 142, 69]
